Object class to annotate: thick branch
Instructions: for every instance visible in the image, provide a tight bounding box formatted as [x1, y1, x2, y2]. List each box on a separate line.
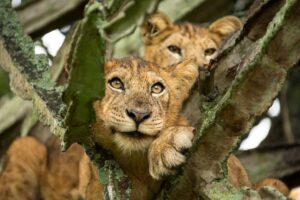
[237, 144, 300, 183]
[16, 0, 86, 38]
[0, 96, 31, 134]
[0, 0, 66, 138]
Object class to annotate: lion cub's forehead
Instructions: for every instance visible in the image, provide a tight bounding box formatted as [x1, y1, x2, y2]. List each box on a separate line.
[170, 25, 216, 44]
[177, 23, 208, 38]
[105, 57, 162, 78]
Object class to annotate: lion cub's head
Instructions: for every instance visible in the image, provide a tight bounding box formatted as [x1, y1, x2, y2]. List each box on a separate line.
[94, 57, 197, 152]
[141, 12, 242, 68]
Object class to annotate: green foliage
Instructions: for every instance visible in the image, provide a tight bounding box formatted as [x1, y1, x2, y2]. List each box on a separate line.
[63, 2, 106, 147]
[103, 0, 160, 41]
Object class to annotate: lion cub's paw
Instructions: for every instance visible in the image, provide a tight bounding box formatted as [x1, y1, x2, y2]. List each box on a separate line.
[148, 126, 195, 180]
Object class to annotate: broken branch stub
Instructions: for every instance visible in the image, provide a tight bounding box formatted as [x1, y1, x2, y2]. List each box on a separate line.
[158, 0, 300, 199]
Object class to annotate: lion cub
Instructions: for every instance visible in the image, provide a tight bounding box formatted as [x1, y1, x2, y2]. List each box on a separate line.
[92, 57, 198, 199]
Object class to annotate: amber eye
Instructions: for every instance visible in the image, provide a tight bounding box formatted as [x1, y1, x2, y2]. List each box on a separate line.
[204, 48, 216, 56]
[167, 45, 182, 56]
[151, 82, 165, 95]
[109, 78, 124, 90]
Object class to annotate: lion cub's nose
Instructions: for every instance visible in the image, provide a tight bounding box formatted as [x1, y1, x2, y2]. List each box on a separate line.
[126, 109, 151, 125]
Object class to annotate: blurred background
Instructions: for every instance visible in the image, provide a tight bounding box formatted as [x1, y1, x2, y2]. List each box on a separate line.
[1, 0, 300, 192]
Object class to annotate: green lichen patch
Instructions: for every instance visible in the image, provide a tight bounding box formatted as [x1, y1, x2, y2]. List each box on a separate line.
[0, 0, 66, 137]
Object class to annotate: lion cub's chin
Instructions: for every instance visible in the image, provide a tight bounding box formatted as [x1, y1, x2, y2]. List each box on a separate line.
[113, 132, 155, 153]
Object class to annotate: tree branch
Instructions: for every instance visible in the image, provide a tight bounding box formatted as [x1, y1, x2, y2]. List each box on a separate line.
[16, 0, 86, 38]
[238, 144, 300, 183]
[0, 0, 65, 137]
[280, 84, 295, 143]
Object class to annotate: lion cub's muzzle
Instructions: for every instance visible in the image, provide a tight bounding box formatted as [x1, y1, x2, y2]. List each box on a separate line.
[121, 109, 153, 138]
[126, 109, 152, 126]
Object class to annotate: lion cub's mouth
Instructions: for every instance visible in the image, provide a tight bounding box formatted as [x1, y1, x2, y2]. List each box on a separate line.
[119, 131, 151, 139]
[113, 130, 155, 151]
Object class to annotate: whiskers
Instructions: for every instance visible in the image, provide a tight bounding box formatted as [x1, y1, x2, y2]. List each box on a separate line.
[139, 119, 164, 135]
[114, 134, 153, 153]
[106, 109, 164, 152]
[109, 112, 136, 132]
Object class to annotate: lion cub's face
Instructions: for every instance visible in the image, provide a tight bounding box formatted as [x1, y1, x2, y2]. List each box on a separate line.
[141, 12, 242, 68]
[95, 57, 197, 152]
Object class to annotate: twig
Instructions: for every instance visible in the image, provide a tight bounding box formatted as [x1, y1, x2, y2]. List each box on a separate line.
[280, 84, 295, 143]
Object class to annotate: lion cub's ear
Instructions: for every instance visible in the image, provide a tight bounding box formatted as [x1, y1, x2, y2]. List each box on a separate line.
[208, 16, 242, 39]
[168, 59, 198, 100]
[141, 12, 173, 44]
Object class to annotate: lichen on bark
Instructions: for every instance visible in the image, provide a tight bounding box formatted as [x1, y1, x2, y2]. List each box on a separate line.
[0, 0, 66, 138]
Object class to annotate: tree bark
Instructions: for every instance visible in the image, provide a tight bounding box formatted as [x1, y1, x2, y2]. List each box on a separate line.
[16, 0, 86, 39]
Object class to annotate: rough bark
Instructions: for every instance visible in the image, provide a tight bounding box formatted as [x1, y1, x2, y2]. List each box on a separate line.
[16, 0, 86, 39]
[0, 1, 65, 137]
[262, 65, 300, 146]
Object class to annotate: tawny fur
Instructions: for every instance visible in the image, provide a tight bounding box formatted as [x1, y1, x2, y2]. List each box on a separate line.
[289, 187, 300, 200]
[0, 136, 93, 200]
[254, 178, 290, 196]
[0, 137, 46, 200]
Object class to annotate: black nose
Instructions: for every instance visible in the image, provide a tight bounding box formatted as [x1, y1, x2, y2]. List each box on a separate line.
[126, 109, 151, 125]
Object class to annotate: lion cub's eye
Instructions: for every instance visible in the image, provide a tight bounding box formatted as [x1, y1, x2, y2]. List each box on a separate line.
[109, 78, 124, 90]
[151, 82, 165, 95]
[204, 48, 216, 56]
[167, 45, 182, 56]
